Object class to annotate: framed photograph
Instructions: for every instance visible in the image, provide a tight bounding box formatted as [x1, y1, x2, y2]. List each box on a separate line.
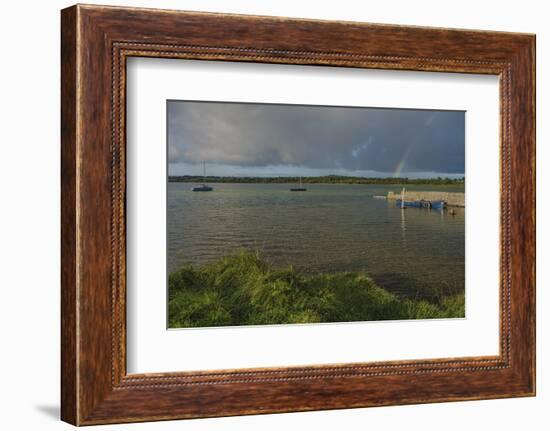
[61, 4, 535, 425]
[164, 100, 467, 330]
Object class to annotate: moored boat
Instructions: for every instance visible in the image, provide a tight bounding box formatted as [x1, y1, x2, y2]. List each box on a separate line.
[191, 161, 213, 192]
[192, 184, 213, 192]
[396, 199, 446, 209]
[396, 187, 445, 209]
[290, 176, 307, 191]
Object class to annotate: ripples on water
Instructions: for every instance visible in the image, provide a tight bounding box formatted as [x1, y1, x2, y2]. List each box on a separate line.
[167, 183, 465, 299]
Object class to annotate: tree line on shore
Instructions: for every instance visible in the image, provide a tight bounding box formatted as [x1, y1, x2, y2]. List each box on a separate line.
[168, 175, 465, 185]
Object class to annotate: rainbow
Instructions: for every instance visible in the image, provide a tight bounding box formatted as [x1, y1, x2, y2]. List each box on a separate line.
[392, 146, 412, 178]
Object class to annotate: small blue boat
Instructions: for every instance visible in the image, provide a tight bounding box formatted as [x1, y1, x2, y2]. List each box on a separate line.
[396, 199, 446, 209]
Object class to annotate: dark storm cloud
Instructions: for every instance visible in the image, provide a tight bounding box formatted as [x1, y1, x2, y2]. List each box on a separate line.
[167, 101, 464, 176]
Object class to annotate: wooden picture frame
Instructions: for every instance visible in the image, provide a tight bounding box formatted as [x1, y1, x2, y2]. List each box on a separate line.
[61, 4, 535, 425]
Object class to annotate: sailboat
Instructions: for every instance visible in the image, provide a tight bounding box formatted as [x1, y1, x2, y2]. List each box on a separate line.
[191, 161, 213, 192]
[290, 176, 307, 191]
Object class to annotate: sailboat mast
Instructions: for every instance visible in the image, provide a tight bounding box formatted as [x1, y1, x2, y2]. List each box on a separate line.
[203, 160, 206, 182]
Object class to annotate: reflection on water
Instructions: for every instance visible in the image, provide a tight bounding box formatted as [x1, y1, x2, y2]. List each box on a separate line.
[167, 183, 465, 299]
[400, 207, 406, 243]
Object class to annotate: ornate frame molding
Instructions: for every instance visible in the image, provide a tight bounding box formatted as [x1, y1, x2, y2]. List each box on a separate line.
[61, 5, 535, 425]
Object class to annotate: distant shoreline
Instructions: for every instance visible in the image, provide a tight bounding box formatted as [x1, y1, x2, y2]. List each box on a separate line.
[168, 175, 465, 186]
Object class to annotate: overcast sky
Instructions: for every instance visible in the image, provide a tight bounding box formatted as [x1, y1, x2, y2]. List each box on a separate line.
[167, 100, 465, 178]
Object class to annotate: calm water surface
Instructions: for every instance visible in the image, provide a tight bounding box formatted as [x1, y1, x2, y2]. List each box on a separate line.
[167, 183, 465, 298]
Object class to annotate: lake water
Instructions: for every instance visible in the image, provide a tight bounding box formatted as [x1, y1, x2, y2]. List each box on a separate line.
[167, 183, 465, 299]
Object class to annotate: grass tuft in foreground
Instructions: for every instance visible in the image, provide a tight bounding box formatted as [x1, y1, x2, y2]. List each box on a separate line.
[168, 251, 465, 328]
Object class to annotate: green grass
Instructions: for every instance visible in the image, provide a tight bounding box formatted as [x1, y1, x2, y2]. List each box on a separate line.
[168, 251, 465, 328]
